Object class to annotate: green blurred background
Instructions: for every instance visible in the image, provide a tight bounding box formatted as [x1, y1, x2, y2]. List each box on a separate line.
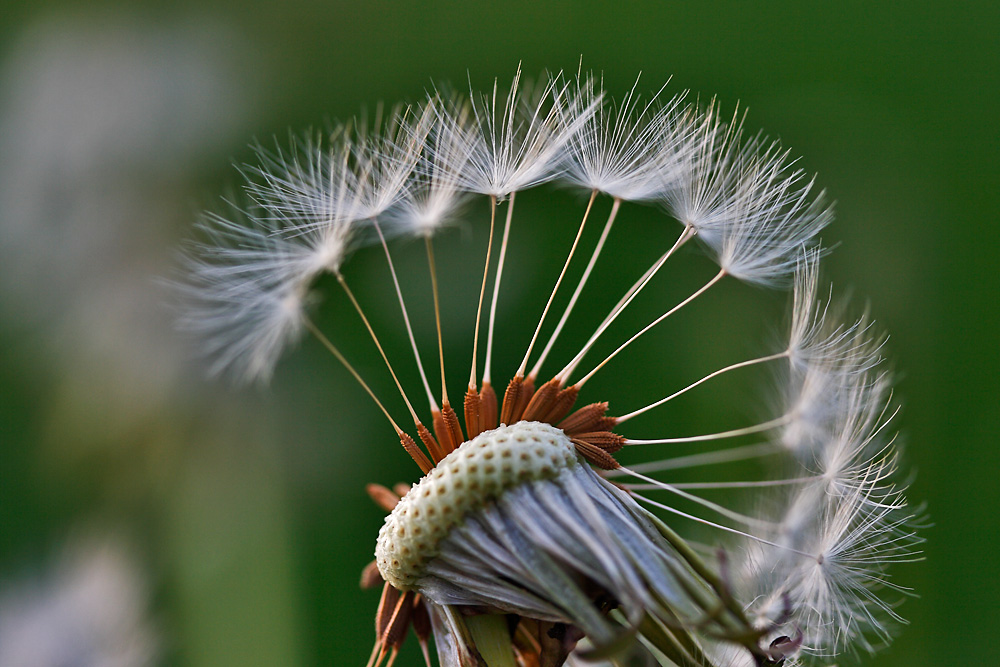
[0, 1, 996, 665]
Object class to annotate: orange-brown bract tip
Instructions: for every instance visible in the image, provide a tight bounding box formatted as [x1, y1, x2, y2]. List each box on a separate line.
[500, 374, 524, 425]
[383, 590, 416, 650]
[544, 384, 580, 424]
[366, 483, 402, 512]
[371, 585, 419, 667]
[514, 375, 536, 419]
[361, 560, 385, 589]
[522, 377, 560, 421]
[399, 432, 434, 474]
[415, 421, 444, 464]
[411, 594, 432, 641]
[572, 439, 621, 470]
[559, 402, 610, 434]
[431, 408, 453, 454]
[376, 582, 400, 637]
[480, 381, 498, 430]
[441, 402, 465, 454]
[464, 385, 482, 439]
[411, 596, 433, 667]
[575, 431, 625, 454]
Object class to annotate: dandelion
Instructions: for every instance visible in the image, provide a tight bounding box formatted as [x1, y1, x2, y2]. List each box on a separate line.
[180, 69, 920, 666]
[0, 536, 158, 667]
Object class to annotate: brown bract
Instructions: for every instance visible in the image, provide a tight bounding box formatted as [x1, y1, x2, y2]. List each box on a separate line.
[362, 373, 625, 667]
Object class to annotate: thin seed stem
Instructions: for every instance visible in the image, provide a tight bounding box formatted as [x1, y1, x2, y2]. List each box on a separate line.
[602, 442, 780, 476]
[483, 190, 516, 384]
[599, 230, 676, 330]
[621, 469, 777, 530]
[558, 225, 696, 383]
[530, 196, 621, 380]
[625, 412, 794, 445]
[625, 476, 815, 490]
[425, 236, 448, 404]
[517, 189, 598, 376]
[365, 639, 381, 667]
[576, 267, 726, 387]
[337, 273, 420, 423]
[303, 316, 401, 434]
[633, 492, 820, 562]
[617, 350, 790, 424]
[373, 218, 438, 412]
[470, 195, 497, 388]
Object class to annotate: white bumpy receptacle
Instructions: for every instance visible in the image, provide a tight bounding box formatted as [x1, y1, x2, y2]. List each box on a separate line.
[375, 421, 579, 590]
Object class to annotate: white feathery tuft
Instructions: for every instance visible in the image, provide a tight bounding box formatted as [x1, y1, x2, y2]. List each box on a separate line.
[244, 130, 347, 230]
[743, 462, 920, 657]
[732, 263, 920, 659]
[179, 141, 367, 382]
[352, 102, 436, 220]
[436, 65, 589, 198]
[558, 72, 689, 201]
[780, 257, 889, 466]
[658, 99, 737, 234]
[178, 203, 318, 383]
[385, 95, 475, 237]
[713, 135, 833, 285]
[662, 104, 833, 285]
[244, 131, 374, 240]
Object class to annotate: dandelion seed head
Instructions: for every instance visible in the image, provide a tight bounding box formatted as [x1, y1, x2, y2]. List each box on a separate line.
[179, 68, 920, 666]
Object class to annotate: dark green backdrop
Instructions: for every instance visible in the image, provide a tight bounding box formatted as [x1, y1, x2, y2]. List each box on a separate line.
[2, 2, 996, 665]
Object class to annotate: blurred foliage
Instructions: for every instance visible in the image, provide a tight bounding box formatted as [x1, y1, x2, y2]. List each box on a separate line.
[1, 2, 997, 666]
